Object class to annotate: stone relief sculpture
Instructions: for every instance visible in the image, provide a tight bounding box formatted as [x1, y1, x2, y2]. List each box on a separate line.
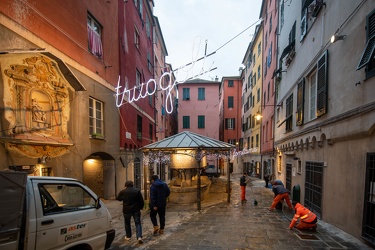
[31, 98, 48, 127]
[1, 53, 73, 158]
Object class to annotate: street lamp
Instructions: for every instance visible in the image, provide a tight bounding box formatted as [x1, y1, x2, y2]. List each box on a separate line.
[256, 104, 282, 120]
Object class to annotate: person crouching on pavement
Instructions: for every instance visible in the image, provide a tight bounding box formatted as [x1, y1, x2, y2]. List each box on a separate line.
[269, 183, 293, 211]
[116, 180, 144, 244]
[240, 172, 249, 203]
[149, 175, 170, 235]
[288, 203, 317, 230]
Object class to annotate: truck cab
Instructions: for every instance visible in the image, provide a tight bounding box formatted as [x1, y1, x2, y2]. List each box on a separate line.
[0, 171, 115, 250]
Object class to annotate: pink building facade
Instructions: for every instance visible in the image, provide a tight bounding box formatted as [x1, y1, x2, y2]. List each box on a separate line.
[178, 79, 220, 140]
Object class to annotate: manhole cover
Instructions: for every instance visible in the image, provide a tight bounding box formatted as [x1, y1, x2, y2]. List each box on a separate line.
[295, 233, 320, 241]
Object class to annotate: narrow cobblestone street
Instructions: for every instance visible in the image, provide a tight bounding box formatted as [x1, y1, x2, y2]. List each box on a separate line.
[104, 174, 373, 250]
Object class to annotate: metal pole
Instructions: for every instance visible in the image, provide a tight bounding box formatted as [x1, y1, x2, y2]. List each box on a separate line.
[227, 155, 231, 203]
[197, 161, 201, 211]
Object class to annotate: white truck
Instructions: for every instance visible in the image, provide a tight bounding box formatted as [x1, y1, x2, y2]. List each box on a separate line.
[0, 171, 115, 250]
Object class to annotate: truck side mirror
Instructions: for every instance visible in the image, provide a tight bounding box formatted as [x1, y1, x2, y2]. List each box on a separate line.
[95, 197, 102, 209]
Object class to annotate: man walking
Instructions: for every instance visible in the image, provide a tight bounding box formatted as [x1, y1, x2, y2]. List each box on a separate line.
[149, 175, 170, 235]
[240, 172, 249, 203]
[116, 181, 144, 244]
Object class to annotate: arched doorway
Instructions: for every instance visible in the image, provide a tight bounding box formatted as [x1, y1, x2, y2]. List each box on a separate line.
[83, 152, 116, 199]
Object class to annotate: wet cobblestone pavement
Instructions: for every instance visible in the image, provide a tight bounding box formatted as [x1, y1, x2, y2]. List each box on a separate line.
[104, 174, 373, 250]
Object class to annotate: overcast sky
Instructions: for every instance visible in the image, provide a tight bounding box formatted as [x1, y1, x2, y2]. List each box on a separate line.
[153, 0, 263, 82]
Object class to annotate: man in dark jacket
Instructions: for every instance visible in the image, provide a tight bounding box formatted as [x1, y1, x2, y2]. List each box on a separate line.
[116, 181, 144, 243]
[149, 175, 170, 235]
[269, 184, 293, 211]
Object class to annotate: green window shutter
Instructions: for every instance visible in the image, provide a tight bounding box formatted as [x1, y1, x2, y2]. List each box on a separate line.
[198, 88, 205, 100]
[316, 50, 328, 117]
[198, 115, 205, 128]
[296, 78, 305, 126]
[183, 116, 190, 128]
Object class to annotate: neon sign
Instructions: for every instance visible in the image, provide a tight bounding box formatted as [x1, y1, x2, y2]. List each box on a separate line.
[115, 38, 217, 114]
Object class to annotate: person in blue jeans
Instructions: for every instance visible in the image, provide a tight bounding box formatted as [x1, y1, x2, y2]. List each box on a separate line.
[116, 180, 144, 244]
[149, 175, 170, 235]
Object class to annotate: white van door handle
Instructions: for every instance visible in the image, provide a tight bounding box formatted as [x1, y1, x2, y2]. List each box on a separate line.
[41, 219, 54, 225]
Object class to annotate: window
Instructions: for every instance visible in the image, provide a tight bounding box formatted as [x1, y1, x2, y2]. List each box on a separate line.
[198, 88, 205, 100]
[296, 79, 305, 126]
[136, 69, 141, 88]
[297, 160, 302, 174]
[267, 42, 272, 67]
[301, 0, 322, 42]
[228, 80, 234, 87]
[147, 52, 152, 72]
[149, 123, 153, 142]
[148, 86, 153, 105]
[357, 9, 375, 78]
[183, 88, 190, 100]
[41, 168, 52, 176]
[146, 15, 151, 38]
[39, 183, 96, 215]
[87, 13, 103, 58]
[285, 94, 293, 132]
[134, 0, 143, 19]
[137, 115, 142, 140]
[198, 115, 205, 128]
[183, 116, 190, 128]
[225, 118, 235, 130]
[269, 14, 272, 33]
[134, 26, 140, 49]
[308, 71, 317, 121]
[257, 88, 260, 103]
[228, 139, 236, 146]
[300, 8, 307, 41]
[89, 97, 104, 137]
[258, 65, 260, 79]
[258, 42, 261, 56]
[256, 134, 259, 147]
[228, 96, 234, 108]
[316, 50, 328, 117]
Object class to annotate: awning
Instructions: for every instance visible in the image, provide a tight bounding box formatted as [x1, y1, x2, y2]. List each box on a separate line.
[141, 131, 235, 152]
[280, 40, 295, 61]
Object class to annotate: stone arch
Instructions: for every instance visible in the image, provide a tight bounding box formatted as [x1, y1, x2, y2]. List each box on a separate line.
[318, 133, 326, 147]
[305, 138, 309, 149]
[83, 152, 116, 199]
[311, 136, 317, 148]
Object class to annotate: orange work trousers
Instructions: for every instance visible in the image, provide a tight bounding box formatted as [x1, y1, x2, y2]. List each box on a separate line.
[240, 186, 246, 201]
[270, 193, 292, 209]
[296, 220, 317, 230]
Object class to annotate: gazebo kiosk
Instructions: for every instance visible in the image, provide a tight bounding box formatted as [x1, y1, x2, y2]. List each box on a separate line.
[142, 131, 234, 210]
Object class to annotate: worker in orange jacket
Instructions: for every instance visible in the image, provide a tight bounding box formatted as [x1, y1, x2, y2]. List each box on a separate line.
[289, 203, 317, 230]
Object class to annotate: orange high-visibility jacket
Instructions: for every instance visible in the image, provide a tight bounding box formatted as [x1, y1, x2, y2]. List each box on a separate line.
[289, 203, 317, 228]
